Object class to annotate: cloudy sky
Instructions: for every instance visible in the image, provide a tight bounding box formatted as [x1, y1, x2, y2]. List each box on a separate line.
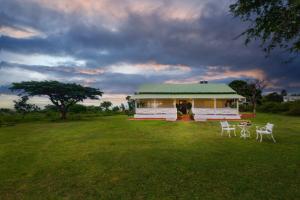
[1, 0, 300, 107]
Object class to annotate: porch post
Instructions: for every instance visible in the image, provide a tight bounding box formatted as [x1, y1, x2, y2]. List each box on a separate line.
[236, 99, 239, 114]
[154, 99, 157, 108]
[173, 99, 176, 108]
[213, 98, 216, 114]
[135, 100, 137, 110]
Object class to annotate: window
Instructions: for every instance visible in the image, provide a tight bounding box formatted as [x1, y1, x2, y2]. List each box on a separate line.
[137, 99, 154, 108]
[194, 99, 214, 108]
[156, 99, 174, 108]
[216, 99, 233, 108]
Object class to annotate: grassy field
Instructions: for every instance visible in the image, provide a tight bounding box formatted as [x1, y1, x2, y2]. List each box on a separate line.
[0, 114, 299, 199]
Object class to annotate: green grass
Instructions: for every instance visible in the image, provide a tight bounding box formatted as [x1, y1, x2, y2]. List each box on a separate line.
[0, 114, 299, 199]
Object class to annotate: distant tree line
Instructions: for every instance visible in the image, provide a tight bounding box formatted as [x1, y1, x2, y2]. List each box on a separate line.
[229, 79, 300, 115]
[4, 81, 132, 121]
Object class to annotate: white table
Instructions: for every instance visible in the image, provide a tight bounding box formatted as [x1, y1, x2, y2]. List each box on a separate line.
[238, 124, 251, 139]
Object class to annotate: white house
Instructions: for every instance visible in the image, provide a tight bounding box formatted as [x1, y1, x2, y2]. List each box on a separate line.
[283, 95, 300, 102]
[131, 83, 245, 121]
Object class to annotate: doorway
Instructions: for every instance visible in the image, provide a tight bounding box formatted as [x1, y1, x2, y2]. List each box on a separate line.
[176, 100, 192, 114]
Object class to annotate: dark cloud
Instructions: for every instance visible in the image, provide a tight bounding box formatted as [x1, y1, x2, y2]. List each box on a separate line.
[0, 0, 299, 95]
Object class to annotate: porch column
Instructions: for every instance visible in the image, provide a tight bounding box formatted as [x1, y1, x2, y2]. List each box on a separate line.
[192, 99, 194, 109]
[173, 99, 176, 108]
[236, 99, 239, 114]
[213, 98, 216, 114]
[154, 99, 157, 108]
[135, 100, 137, 110]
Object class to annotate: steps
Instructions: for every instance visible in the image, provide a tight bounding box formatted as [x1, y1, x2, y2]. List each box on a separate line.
[178, 114, 191, 121]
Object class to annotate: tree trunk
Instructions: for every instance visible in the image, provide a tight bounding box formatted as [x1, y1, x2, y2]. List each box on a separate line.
[60, 109, 67, 120]
[253, 102, 256, 114]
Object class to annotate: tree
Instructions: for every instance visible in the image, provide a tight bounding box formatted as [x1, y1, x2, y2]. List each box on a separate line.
[120, 103, 126, 112]
[229, 80, 251, 97]
[126, 96, 135, 112]
[281, 89, 287, 96]
[13, 96, 40, 117]
[247, 79, 266, 113]
[10, 81, 102, 119]
[229, 79, 266, 113]
[100, 101, 112, 111]
[112, 106, 120, 112]
[230, 0, 300, 56]
[264, 92, 283, 102]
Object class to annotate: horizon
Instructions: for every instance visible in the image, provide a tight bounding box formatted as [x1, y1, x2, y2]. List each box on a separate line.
[1, 0, 300, 108]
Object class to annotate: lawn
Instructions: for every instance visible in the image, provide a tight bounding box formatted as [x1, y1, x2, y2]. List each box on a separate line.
[0, 114, 299, 199]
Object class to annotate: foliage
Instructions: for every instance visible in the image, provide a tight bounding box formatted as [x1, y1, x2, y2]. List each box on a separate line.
[229, 80, 251, 98]
[229, 79, 265, 113]
[69, 104, 87, 113]
[100, 101, 112, 111]
[257, 100, 300, 115]
[120, 103, 126, 112]
[10, 81, 102, 119]
[230, 0, 300, 56]
[126, 96, 135, 113]
[263, 92, 283, 102]
[13, 96, 40, 116]
[112, 106, 120, 112]
[287, 100, 300, 115]
[239, 103, 254, 112]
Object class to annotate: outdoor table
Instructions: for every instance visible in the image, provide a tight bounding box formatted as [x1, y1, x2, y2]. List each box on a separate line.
[238, 123, 251, 139]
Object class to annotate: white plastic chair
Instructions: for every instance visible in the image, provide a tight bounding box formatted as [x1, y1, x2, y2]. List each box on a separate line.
[220, 121, 236, 137]
[256, 123, 276, 143]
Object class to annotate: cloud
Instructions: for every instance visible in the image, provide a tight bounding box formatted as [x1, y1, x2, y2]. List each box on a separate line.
[0, 67, 49, 85]
[0, 0, 299, 96]
[0, 26, 45, 39]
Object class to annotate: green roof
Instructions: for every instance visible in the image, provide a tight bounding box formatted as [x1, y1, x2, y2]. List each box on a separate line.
[137, 83, 236, 94]
[132, 94, 244, 99]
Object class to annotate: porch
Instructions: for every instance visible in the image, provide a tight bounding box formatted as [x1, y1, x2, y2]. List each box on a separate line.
[133, 98, 242, 121]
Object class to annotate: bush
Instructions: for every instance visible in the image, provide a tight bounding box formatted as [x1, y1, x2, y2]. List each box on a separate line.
[257, 100, 300, 116]
[287, 101, 300, 116]
[69, 104, 87, 113]
[239, 104, 253, 112]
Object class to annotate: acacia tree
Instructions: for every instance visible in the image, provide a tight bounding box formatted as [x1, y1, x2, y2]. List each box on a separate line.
[230, 0, 300, 56]
[10, 81, 103, 119]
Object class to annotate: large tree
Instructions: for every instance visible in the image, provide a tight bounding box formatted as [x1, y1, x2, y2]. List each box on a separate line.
[230, 0, 300, 56]
[10, 81, 103, 119]
[229, 79, 265, 113]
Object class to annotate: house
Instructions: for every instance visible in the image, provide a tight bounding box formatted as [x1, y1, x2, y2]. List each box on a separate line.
[283, 95, 300, 102]
[131, 83, 245, 121]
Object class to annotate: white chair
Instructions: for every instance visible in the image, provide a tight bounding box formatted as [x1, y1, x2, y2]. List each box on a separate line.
[256, 123, 276, 143]
[220, 121, 236, 137]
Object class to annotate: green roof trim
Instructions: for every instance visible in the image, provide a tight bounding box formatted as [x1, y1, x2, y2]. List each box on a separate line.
[137, 83, 236, 94]
[132, 94, 245, 99]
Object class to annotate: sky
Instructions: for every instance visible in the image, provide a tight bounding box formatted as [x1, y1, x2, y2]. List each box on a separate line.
[0, 0, 300, 107]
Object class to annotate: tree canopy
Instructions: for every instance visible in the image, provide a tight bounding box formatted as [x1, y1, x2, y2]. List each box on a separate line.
[13, 96, 40, 116]
[230, 0, 300, 56]
[100, 101, 112, 111]
[229, 79, 265, 113]
[10, 81, 103, 119]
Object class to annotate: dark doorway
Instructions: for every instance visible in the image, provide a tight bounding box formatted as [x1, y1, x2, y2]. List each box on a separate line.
[176, 100, 191, 114]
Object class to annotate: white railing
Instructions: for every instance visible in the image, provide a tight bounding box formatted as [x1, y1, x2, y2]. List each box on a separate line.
[136, 108, 177, 114]
[192, 108, 238, 115]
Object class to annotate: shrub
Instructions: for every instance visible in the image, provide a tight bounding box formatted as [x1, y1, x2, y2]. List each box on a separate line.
[69, 104, 87, 113]
[287, 101, 300, 116]
[239, 104, 253, 112]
